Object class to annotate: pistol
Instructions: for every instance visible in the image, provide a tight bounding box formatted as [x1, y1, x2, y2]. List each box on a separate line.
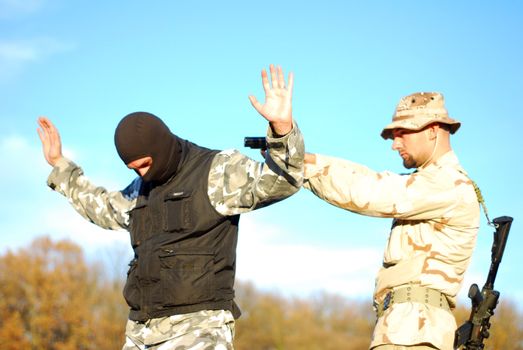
[244, 137, 266, 150]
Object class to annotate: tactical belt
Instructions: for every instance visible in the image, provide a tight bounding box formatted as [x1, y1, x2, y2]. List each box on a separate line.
[375, 285, 450, 318]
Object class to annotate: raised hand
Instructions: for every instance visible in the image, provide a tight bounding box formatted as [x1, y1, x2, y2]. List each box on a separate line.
[37, 117, 63, 167]
[249, 64, 294, 136]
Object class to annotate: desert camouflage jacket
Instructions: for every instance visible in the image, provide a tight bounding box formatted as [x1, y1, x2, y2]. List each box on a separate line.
[47, 122, 304, 229]
[304, 151, 480, 350]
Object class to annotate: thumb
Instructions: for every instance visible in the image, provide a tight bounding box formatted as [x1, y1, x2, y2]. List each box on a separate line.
[249, 95, 263, 114]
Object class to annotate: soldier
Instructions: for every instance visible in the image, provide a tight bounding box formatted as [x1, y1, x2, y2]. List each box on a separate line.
[303, 92, 480, 350]
[37, 65, 304, 350]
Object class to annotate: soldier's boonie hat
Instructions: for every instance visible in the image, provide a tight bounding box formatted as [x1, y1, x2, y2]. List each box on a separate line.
[381, 92, 461, 139]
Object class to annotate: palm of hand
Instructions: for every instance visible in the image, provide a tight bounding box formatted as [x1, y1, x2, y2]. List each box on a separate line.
[259, 90, 292, 124]
[249, 65, 294, 136]
[37, 117, 63, 166]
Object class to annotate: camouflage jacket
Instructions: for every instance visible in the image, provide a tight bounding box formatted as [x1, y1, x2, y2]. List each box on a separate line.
[47, 123, 304, 345]
[47, 122, 304, 228]
[304, 151, 479, 350]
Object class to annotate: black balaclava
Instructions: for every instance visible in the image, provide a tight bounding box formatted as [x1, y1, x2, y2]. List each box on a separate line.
[114, 112, 182, 184]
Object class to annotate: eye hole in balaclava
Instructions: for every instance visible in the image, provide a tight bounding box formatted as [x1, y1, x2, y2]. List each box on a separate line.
[114, 112, 182, 184]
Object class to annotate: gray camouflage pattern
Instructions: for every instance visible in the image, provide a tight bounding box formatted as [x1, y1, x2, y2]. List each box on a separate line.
[46, 123, 304, 347]
[122, 310, 235, 349]
[47, 122, 304, 228]
[47, 156, 135, 230]
[208, 121, 304, 215]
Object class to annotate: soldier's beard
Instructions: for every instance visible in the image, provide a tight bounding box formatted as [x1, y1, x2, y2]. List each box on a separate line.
[402, 154, 417, 169]
[401, 134, 439, 169]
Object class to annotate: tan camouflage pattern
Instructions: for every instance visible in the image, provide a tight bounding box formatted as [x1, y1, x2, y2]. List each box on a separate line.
[123, 309, 235, 349]
[381, 92, 461, 140]
[304, 151, 479, 350]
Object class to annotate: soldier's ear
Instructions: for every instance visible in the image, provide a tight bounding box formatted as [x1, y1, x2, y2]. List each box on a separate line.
[426, 123, 439, 140]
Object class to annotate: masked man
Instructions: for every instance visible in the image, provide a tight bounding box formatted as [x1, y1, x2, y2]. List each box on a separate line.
[38, 65, 304, 350]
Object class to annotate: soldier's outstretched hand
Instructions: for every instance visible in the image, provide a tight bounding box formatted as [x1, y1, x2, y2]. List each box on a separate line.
[249, 64, 294, 136]
[37, 116, 63, 167]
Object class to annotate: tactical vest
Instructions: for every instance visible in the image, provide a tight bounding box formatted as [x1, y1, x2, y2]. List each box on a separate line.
[123, 140, 241, 322]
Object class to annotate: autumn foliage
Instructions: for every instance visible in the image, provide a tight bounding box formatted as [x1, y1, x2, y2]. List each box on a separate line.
[234, 283, 374, 349]
[0, 237, 127, 350]
[0, 237, 522, 349]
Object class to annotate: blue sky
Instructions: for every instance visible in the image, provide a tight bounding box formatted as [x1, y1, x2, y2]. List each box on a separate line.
[1, 0, 522, 308]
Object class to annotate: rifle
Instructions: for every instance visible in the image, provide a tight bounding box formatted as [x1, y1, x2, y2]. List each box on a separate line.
[454, 216, 513, 349]
[244, 136, 266, 150]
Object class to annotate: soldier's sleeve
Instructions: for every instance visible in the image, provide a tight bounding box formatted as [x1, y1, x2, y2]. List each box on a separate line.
[303, 154, 469, 220]
[47, 157, 136, 230]
[208, 121, 304, 216]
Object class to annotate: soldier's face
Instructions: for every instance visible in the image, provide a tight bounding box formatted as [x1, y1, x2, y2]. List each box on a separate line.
[391, 128, 431, 169]
[127, 156, 153, 177]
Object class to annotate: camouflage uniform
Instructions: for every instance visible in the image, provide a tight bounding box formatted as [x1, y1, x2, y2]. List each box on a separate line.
[47, 123, 304, 349]
[122, 310, 235, 350]
[304, 93, 479, 350]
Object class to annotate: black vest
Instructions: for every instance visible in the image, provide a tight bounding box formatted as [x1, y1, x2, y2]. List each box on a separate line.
[123, 140, 241, 322]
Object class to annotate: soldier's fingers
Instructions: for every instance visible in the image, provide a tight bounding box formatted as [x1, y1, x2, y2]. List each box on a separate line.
[52, 124, 61, 142]
[39, 116, 53, 128]
[39, 117, 58, 135]
[37, 118, 48, 132]
[287, 72, 294, 96]
[261, 69, 270, 94]
[277, 66, 285, 89]
[46, 119, 61, 142]
[42, 120, 55, 139]
[37, 118, 52, 140]
[269, 64, 278, 89]
[37, 127, 47, 144]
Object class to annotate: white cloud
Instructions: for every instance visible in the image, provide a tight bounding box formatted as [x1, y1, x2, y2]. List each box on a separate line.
[1, 133, 29, 150]
[0, 41, 38, 61]
[0, 134, 381, 299]
[1, 133, 48, 180]
[0, 0, 45, 18]
[23, 192, 382, 300]
[236, 215, 382, 299]
[0, 132, 78, 183]
[0, 37, 74, 80]
[1, 135, 380, 299]
[0, 133, 129, 253]
[38, 203, 131, 247]
[3, 133, 508, 305]
[0, 37, 73, 61]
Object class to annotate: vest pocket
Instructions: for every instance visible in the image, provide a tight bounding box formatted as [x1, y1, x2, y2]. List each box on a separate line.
[156, 247, 214, 307]
[129, 203, 150, 247]
[163, 191, 193, 232]
[123, 258, 140, 310]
